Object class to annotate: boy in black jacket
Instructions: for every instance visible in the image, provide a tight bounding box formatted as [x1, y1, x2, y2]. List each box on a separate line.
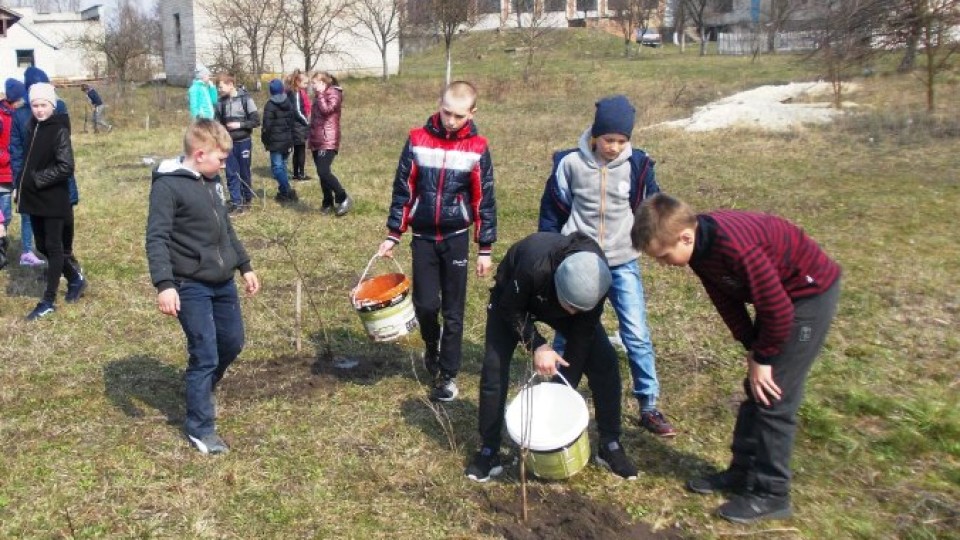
[377, 81, 497, 402]
[260, 79, 298, 204]
[465, 232, 638, 482]
[145, 119, 261, 454]
[16, 83, 85, 321]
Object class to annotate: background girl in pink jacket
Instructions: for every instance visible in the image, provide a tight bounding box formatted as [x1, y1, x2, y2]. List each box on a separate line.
[308, 71, 350, 216]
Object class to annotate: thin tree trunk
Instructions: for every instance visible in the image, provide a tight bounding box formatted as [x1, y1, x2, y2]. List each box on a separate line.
[445, 47, 452, 85]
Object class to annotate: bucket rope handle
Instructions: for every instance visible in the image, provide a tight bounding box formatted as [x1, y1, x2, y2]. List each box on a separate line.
[351, 254, 405, 302]
[518, 369, 575, 451]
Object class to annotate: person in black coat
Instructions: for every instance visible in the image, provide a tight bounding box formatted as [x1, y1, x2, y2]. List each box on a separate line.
[261, 79, 298, 204]
[16, 83, 86, 320]
[464, 232, 639, 482]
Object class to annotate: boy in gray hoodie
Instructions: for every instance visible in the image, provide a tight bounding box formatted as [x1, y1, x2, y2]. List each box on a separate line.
[538, 95, 674, 437]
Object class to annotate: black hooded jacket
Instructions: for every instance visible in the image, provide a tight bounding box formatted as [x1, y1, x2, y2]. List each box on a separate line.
[261, 95, 295, 153]
[490, 232, 606, 364]
[145, 158, 252, 292]
[16, 113, 74, 217]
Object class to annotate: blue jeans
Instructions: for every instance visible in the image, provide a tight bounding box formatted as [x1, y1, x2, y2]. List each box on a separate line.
[176, 279, 245, 438]
[269, 151, 291, 195]
[554, 259, 659, 408]
[225, 138, 253, 205]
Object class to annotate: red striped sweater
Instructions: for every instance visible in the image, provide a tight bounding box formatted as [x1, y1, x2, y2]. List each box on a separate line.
[689, 211, 841, 364]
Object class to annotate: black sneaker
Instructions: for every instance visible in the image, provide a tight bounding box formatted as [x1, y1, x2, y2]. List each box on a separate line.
[429, 377, 458, 402]
[228, 203, 246, 216]
[596, 440, 638, 480]
[65, 276, 88, 303]
[186, 432, 230, 455]
[422, 345, 440, 378]
[26, 301, 55, 321]
[717, 492, 792, 524]
[687, 469, 749, 495]
[465, 447, 503, 482]
[319, 205, 334, 215]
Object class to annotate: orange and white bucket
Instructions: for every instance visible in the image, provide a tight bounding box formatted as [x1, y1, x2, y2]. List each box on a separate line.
[350, 255, 418, 342]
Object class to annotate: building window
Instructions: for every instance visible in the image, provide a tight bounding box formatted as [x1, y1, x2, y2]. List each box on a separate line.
[174, 13, 182, 47]
[716, 0, 733, 13]
[478, 0, 500, 14]
[576, 0, 597, 12]
[514, 0, 533, 12]
[545, 0, 565, 10]
[16, 50, 35, 68]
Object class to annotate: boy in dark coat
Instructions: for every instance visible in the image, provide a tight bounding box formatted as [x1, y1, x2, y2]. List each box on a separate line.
[80, 83, 112, 133]
[377, 81, 497, 402]
[632, 193, 841, 524]
[260, 79, 298, 204]
[145, 119, 260, 454]
[465, 232, 638, 482]
[16, 83, 85, 320]
[215, 74, 260, 214]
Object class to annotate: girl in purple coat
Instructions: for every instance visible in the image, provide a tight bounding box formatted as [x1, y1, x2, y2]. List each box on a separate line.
[308, 71, 350, 216]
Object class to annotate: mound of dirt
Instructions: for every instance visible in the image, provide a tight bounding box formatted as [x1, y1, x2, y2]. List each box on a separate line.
[660, 81, 857, 132]
[477, 486, 684, 540]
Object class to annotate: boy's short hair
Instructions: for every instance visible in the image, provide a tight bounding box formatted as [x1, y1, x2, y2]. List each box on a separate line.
[218, 73, 235, 86]
[442, 80, 478, 109]
[184, 118, 233, 155]
[631, 193, 697, 251]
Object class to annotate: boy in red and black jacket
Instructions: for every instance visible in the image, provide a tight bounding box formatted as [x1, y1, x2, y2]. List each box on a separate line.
[378, 81, 497, 403]
[632, 193, 841, 525]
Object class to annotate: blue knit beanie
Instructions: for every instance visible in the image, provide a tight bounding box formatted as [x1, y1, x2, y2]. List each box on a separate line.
[269, 79, 284, 96]
[23, 66, 50, 90]
[4, 79, 26, 102]
[591, 95, 635, 139]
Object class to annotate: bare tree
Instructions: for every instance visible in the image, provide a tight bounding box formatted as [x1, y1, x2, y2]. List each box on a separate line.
[202, 0, 286, 90]
[286, 0, 353, 74]
[349, 0, 403, 81]
[889, 0, 960, 110]
[809, 0, 887, 107]
[70, 0, 157, 86]
[512, 0, 557, 81]
[408, 0, 478, 84]
[682, 0, 710, 56]
[610, 0, 663, 57]
[763, 0, 805, 53]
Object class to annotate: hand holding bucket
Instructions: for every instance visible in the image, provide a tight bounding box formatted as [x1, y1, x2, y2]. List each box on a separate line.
[350, 253, 418, 342]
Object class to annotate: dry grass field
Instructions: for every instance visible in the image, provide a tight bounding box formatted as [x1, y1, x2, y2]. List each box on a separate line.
[0, 29, 957, 538]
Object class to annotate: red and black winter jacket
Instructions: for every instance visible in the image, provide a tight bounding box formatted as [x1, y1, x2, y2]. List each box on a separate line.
[385, 114, 497, 253]
[0, 100, 16, 187]
[689, 211, 841, 364]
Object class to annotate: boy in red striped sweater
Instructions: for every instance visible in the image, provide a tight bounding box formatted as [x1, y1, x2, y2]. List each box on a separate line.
[631, 193, 841, 524]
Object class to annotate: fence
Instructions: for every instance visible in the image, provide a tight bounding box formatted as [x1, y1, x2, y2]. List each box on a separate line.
[717, 29, 820, 55]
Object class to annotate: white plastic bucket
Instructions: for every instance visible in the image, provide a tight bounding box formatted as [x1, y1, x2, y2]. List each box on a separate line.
[505, 374, 591, 480]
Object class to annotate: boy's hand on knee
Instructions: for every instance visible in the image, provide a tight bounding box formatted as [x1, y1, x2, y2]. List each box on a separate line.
[747, 353, 782, 407]
[157, 289, 180, 317]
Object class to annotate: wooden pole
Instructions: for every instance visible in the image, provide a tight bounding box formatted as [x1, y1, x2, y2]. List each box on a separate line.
[145, 114, 150, 130]
[520, 451, 528, 522]
[295, 278, 302, 354]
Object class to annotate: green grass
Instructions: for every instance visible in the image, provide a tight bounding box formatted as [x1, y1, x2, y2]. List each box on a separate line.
[1, 28, 958, 538]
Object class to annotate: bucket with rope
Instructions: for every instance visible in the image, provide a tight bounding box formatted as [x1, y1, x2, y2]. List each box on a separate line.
[350, 254, 418, 342]
[505, 372, 591, 480]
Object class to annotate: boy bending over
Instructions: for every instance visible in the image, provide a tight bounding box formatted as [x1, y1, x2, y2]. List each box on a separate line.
[632, 193, 841, 524]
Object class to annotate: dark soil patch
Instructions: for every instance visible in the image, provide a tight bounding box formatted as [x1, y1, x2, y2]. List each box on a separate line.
[476, 486, 686, 540]
[224, 353, 408, 402]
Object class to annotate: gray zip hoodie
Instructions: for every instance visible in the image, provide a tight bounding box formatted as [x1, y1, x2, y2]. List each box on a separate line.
[145, 158, 252, 291]
[558, 128, 640, 266]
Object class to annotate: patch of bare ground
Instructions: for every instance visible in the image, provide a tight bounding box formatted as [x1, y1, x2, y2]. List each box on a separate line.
[475, 486, 686, 540]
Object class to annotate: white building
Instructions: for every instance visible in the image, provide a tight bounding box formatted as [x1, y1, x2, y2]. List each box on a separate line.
[0, 5, 107, 81]
[159, 0, 400, 87]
